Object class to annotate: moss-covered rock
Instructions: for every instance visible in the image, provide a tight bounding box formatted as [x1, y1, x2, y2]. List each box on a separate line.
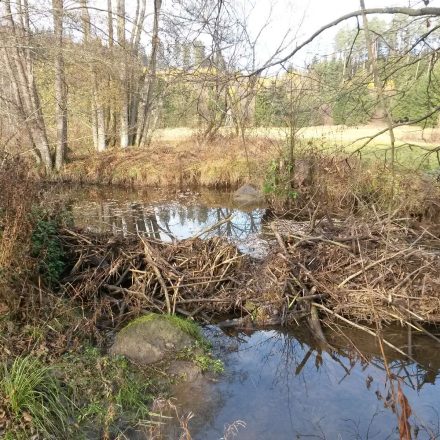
[109, 314, 202, 365]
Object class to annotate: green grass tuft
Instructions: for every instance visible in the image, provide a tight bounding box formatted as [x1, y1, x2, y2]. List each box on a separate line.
[0, 356, 71, 438]
[194, 354, 225, 374]
[63, 344, 154, 433]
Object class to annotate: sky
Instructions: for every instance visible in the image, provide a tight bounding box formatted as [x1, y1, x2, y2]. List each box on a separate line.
[246, 0, 440, 69]
[57, 0, 440, 71]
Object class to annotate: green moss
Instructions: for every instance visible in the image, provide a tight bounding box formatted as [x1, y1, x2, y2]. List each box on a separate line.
[122, 313, 206, 345]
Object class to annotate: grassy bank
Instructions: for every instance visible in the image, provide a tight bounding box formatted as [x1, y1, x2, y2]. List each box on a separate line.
[58, 126, 440, 201]
[0, 155, 221, 439]
[59, 136, 273, 189]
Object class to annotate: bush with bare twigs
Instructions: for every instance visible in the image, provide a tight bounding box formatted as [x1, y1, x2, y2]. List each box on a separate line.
[0, 154, 37, 273]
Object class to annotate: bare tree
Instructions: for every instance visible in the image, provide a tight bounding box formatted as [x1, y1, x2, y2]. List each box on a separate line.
[52, 0, 68, 170]
[116, 0, 129, 148]
[79, 0, 106, 152]
[136, 0, 163, 147]
[0, 0, 53, 171]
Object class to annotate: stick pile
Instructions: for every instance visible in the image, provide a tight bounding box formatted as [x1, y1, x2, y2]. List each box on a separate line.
[59, 214, 440, 330]
[60, 229, 249, 326]
[273, 216, 440, 324]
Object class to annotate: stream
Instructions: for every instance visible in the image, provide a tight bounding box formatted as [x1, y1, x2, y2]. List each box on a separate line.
[63, 186, 440, 440]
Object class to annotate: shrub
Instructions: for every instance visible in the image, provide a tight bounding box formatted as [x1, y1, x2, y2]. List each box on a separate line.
[30, 210, 66, 286]
[0, 154, 37, 275]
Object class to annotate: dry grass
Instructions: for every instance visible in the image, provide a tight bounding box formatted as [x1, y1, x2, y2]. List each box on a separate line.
[59, 124, 440, 196]
[0, 155, 37, 272]
[60, 136, 275, 189]
[152, 125, 440, 147]
[0, 154, 39, 315]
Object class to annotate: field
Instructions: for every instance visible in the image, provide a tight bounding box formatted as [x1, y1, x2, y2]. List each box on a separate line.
[58, 124, 440, 192]
[152, 124, 440, 169]
[153, 124, 440, 146]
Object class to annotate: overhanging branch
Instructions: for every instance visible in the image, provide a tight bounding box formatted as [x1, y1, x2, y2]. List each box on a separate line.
[253, 7, 440, 75]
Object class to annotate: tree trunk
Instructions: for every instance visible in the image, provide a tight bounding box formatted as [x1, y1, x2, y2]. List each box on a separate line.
[52, 0, 67, 171]
[117, 0, 129, 148]
[107, 0, 114, 47]
[80, 0, 107, 152]
[136, 0, 162, 147]
[1, 0, 53, 172]
[96, 94, 106, 151]
[360, 0, 396, 172]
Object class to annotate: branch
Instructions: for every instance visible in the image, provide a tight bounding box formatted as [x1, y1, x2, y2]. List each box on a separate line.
[252, 7, 440, 75]
[350, 105, 440, 155]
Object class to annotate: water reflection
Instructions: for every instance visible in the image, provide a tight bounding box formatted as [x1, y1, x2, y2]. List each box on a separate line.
[168, 325, 440, 440]
[62, 187, 268, 256]
[59, 186, 440, 439]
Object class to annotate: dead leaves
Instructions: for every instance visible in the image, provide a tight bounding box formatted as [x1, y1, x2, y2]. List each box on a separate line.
[0, 303, 8, 315]
[397, 381, 412, 440]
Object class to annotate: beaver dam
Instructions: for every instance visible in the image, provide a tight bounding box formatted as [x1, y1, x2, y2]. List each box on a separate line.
[61, 187, 440, 335]
[50, 187, 440, 439]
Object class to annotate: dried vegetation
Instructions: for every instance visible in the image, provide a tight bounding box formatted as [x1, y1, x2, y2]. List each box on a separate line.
[58, 135, 273, 189]
[57, 146, 440, 330]
[59, 209, 440, 329]
[60, 231, 248, 326]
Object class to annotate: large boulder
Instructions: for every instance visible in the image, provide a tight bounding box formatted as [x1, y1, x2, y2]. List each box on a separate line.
[109, 314, 198, 365]
[232, 184, 264, 203]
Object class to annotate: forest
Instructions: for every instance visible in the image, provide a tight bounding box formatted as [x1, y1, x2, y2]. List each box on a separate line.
[1, 1, 440, 170]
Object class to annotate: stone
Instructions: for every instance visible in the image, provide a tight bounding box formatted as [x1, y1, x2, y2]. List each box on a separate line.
[109, 315, 196, 365]
[232, 184, 264, 203]
[167, 360, 202, 382]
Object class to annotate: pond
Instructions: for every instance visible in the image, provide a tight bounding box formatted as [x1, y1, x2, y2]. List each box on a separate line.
[61, 186, 270, 257]
[165, 324, 440, 440]
[62, 186, 440, 439]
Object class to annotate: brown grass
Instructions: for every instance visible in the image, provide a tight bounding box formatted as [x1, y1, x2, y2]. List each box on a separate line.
[59, 136, 276, 189]
[0, 154, 37, 277]
[152, 125, 440, 147]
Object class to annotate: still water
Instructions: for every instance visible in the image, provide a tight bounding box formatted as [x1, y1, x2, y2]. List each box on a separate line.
[61, 186, 269, 257]
[168, 325, 440, 440]
[63, 186, 440, 440]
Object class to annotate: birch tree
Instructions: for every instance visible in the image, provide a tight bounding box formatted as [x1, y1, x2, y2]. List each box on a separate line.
[0, 0, 53, 172]
[116, 0, 129, 148]
[135, 0, 162, 147]
[79, 0, 106, 152]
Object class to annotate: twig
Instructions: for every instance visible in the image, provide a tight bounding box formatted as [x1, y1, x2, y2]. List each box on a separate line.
[141, 237, 171, 314]
[193, 215, 233, 239]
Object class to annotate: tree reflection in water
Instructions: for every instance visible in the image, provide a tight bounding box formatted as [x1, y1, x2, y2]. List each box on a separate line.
[69, 197, 265, 248]
[174, 325, 440, 440]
